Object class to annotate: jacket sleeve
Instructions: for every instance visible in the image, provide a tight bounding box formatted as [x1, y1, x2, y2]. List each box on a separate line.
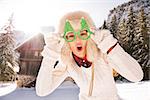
[107, 44, 143, 82]
[95, 30, 143, 82]
[36, 34, 68, 96]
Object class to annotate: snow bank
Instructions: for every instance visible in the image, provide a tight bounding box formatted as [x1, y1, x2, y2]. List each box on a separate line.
[0, 82, 17, 97]
[0, 81, 150, 100]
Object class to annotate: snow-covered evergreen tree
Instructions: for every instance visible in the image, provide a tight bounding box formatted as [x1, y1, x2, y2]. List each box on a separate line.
[109, 15, 118, 39]
[146, 4, 150, 69]
[0, 15, 19, 82]
[132, 7, 149, 69]
[105, 0, 150, 80]
[100, 20, 108, 29]
[117, 18, 127, 48]
[125, 6, 137, 54]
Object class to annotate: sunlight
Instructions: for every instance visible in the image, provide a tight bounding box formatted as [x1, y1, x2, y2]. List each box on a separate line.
[0, 0, 62, 35]
[0, 0, 131, 36]
[13, 0, 61, 35]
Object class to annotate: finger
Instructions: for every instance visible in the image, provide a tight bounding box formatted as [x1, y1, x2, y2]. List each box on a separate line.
[90, 27, 96, 33]
[95, 30, 104, 42]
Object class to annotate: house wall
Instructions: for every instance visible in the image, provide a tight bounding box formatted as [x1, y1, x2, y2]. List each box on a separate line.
[17, 34, 45, 77]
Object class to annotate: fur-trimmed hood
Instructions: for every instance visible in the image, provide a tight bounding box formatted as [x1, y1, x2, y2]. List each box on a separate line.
[57, 11, 96, 37]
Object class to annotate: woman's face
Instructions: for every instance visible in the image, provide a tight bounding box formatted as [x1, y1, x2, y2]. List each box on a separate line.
[67, 20, 87, 58]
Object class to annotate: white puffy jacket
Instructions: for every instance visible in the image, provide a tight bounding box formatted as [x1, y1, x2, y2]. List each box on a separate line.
[36, 30, 143, 100]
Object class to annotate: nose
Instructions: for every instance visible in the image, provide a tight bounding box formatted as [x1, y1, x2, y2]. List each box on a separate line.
[76, 34, 81, 43]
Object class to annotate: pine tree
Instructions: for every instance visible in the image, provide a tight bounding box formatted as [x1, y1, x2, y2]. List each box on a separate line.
[109, 15, 118, 39]
[106, 0, 150, 81]
[146, 4, 150, 68]
[100, 20, 108, 29]
[139, 7, 149, 49]
[125, 6, 137, 54]
[117, 18, 127, 48]
[132, 7, 149, 69]
[0, 15, 19, 82]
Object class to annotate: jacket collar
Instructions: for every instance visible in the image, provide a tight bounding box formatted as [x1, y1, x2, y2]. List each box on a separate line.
[72, 52, 92, 68]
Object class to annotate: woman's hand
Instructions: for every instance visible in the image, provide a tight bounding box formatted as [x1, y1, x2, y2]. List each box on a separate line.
[91, 29, 117, 54]
[42, 33, 65, 60]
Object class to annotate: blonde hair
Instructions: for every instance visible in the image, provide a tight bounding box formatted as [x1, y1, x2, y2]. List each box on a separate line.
[59, 11, 99, 65]
[61, 38, 99, 65]
[59, 12, 99, 93]
[60, 38, 99, 81]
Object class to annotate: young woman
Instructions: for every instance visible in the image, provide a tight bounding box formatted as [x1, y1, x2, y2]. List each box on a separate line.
[36, 11, 143, 100]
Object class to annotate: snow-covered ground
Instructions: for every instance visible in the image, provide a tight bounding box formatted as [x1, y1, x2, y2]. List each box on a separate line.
[0, 82, 17, 97]
[116, 81, 150, 100]
[0, 81, 150, 100]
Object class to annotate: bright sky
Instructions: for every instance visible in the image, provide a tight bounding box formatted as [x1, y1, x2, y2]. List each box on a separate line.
[0, 0, 130, 35]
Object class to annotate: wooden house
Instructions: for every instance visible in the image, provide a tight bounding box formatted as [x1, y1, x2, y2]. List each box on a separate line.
[16, 33, 45, 77]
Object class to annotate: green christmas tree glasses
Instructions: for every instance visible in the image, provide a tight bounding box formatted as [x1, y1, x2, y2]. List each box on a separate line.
[63, 17, 93, 42]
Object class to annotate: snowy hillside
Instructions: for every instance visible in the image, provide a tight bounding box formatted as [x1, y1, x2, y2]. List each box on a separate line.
[104, 0, 150, 80]
[107, 0, 150, 25]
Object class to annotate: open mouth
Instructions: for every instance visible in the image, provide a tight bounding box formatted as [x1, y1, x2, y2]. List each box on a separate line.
[77, 46, 83, 51]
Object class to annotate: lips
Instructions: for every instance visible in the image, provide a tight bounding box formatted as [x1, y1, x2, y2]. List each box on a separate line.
[77, 47, 82, 50]
[76, 45, 83, 52]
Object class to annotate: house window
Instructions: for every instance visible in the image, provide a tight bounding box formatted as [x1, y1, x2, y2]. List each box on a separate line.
[34, 51, 39, 57]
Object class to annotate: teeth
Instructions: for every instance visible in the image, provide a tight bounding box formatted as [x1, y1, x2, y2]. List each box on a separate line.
[77, 45, 82, 47]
